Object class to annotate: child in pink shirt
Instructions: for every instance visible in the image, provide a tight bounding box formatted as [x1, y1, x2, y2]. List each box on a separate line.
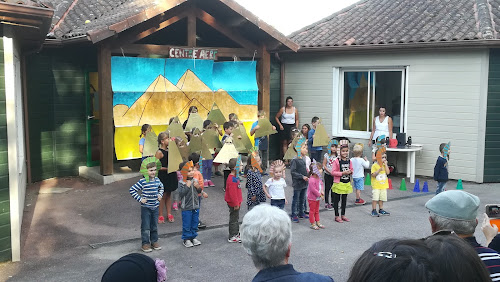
[307, 161, 325, 230]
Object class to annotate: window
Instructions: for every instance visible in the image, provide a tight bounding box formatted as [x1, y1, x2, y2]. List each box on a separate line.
[334, 68, 407, 138]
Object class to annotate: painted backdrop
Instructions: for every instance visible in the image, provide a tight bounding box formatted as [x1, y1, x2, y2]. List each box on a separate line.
[111, 57, 258, 160]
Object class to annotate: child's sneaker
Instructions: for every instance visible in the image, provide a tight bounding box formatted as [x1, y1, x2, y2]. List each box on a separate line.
[172, 202, 178, 210]
[371, 209, 379, 217]
[183, 240, 194, 248]
[142, 244, 152, 252]
[379, 209, 391, 216]
[152, 242, 162, 250]
[299, 214, 309, 219]
[208, 180, 215, 187]
[228, 235, 239, 243]
[355, 199, 365, 205]
[237, 233, 242, 243]
[204, 180, 209, 187]
[327, 204, 334, 211]
[324, 203, 329, 209]
[291, 215, 299, 223]
[191, 238, 201, 246]
[198, 221, 207, 229]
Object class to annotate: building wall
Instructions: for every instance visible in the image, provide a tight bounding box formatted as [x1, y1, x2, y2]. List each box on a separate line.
[26, 47, 96, 182]
[485, 49, 500, 182]
[268, 58, 281, 161]
[283, 49, 488, 183]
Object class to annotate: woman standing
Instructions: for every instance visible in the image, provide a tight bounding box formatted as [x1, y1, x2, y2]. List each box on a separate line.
[275, 96, 299, 159]
[368, 106, 393, 160]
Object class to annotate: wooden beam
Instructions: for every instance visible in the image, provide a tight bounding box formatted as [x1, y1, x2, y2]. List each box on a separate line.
[187, 10, 196, 47]
[112, 44, 262, 58]
[258, 45, 271, 117]
[133, 12, 188, 43]
[97, 44, 114, 176]
[194, 7, 259, 51]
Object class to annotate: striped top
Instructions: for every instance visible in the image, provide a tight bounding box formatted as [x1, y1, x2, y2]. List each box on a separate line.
[129, 177, 164, 209]
[465, 236, 500, 281]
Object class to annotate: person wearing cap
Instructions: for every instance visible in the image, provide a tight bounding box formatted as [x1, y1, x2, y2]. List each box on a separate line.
[425, 190, 500, 280]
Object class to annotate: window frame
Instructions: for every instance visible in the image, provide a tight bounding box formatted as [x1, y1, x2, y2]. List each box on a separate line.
[332, 66, 408, 139]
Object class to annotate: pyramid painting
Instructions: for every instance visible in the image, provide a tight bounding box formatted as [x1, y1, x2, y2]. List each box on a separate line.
[112, 57, 258, 160]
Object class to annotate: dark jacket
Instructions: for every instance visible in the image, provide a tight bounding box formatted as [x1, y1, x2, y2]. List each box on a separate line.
[433, 156, 448, 182]
[177, 179, 202, 211]
[252, 264, 333, 282]
[290, 157, 308, 190]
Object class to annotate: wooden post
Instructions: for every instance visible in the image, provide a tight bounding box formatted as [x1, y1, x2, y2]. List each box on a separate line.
[98, 43, 114, 175]
[258, 45, 271, 117]
[187, 10, 196, 47]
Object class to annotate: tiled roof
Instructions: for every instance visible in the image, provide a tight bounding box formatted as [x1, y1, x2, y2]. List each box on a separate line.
[43, 0, 155, 39]
[290, 0, 500, 48]
[0, 0, 49, 8]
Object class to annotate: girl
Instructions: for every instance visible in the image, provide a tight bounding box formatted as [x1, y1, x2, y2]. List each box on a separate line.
[331, 144, 353, 223]
[307, 161, 325, 230]
[139, 124, 152, 161]
[245, 152, 266, 210]
[264, 160, 287, 209]
[202, 120, 217, 185]
[155, 132, 179, 223]
[322, 140, 337, 210]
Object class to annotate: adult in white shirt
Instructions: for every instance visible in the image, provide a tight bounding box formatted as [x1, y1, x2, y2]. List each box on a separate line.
[368, 106, 393, 147]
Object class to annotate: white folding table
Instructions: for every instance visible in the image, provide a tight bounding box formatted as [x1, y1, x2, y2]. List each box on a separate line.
[386, 145, 423, 183]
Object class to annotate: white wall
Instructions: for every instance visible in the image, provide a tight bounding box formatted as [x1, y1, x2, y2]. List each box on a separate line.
[283, 49, 488, 183]
[4, 29, 27, 261]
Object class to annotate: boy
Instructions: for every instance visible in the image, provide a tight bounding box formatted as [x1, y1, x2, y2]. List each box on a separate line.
[225, 158, 242, 243]
[129, 160, 164, 252]
[351, 144, 370, 205]
[433, 143, 449, 195]
[250, 110, 276, 172]
[188, 153, 209, 229]
[177, 161, 203, 247]
[290, 140, 309, 223]
[308, 117, 323, 163]
[222, 121, 234, 190]
[370, 150, 390, 217]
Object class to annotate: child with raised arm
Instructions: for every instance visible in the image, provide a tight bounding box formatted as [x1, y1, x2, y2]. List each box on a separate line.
[308, 161, 325, 230]
[370, 149, 391, 217]
[177, 160, 203, 248]
[250, 110, 276, 172]
[351, 144, 370, 205]
[331, 144, 353, 223]
[129, 158, 164, 252]
[433, 143, 449, 195]
[290, 139, 309, 223]
[225, 158, 242, 243]
[264, 160, 288, 209]
[308, 117, 323, 163]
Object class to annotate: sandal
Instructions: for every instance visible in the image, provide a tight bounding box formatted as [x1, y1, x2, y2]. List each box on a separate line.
[341, 216, 350, 222]
[310, 224, 319, 230]
[167, 214, 174, 223]
[316, 222, 325, 229]
[158, 216, 165, 224]
[335, 216, 343, 223]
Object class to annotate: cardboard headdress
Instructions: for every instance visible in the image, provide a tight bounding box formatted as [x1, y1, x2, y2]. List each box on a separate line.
[235, 155, 242, 180]
[201, 129, 222, 149]
[254, 118, 278, 138]
[198, 156, 203, 172]
[376, 147, 387, 166]
[269, 160, 285, 177]
[185, 113, 204, 132]
[313, 119, 330, 147]
[169, 116, 180, 124]
[167, 140, 184, 173]
[327, 138, 339, 155]
[213, 137, 239, 164]
[295, 137, 307, 158]
[311, 159, 321, 176]
[284, 134, 302, 160]
[176, 138, 190, 160]
[180, 160, 194, 182]
[376, 135, 386, 148]
[338, 138, 350, 157]
[167, 122, 187, 143]
[206, 102, 226, 126]
[142, 131, 158, 157]
[140, 157, 162, 182]
[249, 147, 263, 173]
[443, 142, 451, 160]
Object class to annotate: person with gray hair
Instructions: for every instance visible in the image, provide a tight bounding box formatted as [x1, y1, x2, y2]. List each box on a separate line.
[425, 190, 500, 280]
[240, 204, 333, 281]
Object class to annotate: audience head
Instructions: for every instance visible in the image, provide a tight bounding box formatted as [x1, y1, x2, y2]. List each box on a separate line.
[241, 204, 292, 270]
[425, 190, 480, 235]
[102, 253, 167, 282]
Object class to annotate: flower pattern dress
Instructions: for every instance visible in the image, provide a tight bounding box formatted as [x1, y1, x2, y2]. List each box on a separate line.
[246, 170, 266, 209]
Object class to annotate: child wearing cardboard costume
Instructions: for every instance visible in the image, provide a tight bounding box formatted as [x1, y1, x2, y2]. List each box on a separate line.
[331, 144, 353, 223]
[188, 153, 208, 229]
[246, 148, 266, 210]
[308, 116, 323, 163]
[308, 160, 325, 230]
[129, 157, 164, 252]
[225, 158, 243, 243]
[264, 160, 288, 209]
[250, 110, 276, 172]
[433, 143, 450, 195]
[371, 148, 391, 217]
[323, 139, 338, 210]
[155, 132, 179, 224]
[177, 160, 203, 248]
[290, 138, 309, 223]
[139, 124, 152, 161]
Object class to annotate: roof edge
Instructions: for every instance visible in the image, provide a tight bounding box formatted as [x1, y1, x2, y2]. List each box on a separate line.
[0, 2, 54, 18]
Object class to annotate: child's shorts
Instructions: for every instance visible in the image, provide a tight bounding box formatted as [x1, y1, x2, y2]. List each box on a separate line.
[372, 189, 388, 201]
[353, 177, 364, 190]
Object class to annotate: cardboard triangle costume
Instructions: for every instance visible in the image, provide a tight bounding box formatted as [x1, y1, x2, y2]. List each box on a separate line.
[142, 131, 158, 157]
[235, 123, 253, 151]
[284, 135, 302, 160]
[200, 141, 213, 160]
[254, 118, 278, 138]
[202, 129, 222, 149]
[184, 112, 204, 132]
[213, 137, 239, 164]
[167, 120, 188, 143]
[177, 139, 190, 160]
[313, 120, 330, 147]
[206, 102, 226, 126]
[189, 133, 202, 153]
[167, 141, 184, 173]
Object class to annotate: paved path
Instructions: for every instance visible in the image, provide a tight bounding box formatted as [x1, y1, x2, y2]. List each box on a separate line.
[0, 173, 498, 281]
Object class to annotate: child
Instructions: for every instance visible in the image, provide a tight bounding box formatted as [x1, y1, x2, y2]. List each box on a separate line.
[433, 143, 449, 195]
[351, 144, 370, 205]
[331, 144, 353, 223]
[290, 138, 309, 223]
[370, 149, 391, 217]
[264, 160, 288, 209]
[155, 132, 178, 223]
[250, 110, 276, 172]
[188, 153, 209, 229]
[177, 161, 203, 247]
[222, 121, 234, 191]
[129, 159, 164, 252]
[246, 150, 266, 210]
[323, 140, 337, 210]
[201, 120, 215, 187]
[225, 158, 242, 243]
[139, 124, 152, 161]
[307, 161, 325, 230]
[308, 117, 323, 163]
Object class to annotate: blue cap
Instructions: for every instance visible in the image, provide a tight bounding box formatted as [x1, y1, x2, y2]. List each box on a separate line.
[425, 190, 480, 220]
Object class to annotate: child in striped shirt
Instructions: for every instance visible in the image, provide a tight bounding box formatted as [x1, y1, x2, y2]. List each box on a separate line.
[129, 161, 164, 253]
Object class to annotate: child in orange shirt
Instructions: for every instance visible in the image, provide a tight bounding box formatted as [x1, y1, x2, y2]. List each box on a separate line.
[189, 153, 208, 229]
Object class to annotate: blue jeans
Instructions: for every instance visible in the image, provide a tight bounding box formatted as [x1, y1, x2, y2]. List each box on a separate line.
[292, 188, 307, 217]
[141, 206, 159, 245]
[202, 159, 213, 180]
[436, 182, 446, 195]
[181, 209, 199, 240]
[271, 199, 285, 209]
[310, 150, 323, 163]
